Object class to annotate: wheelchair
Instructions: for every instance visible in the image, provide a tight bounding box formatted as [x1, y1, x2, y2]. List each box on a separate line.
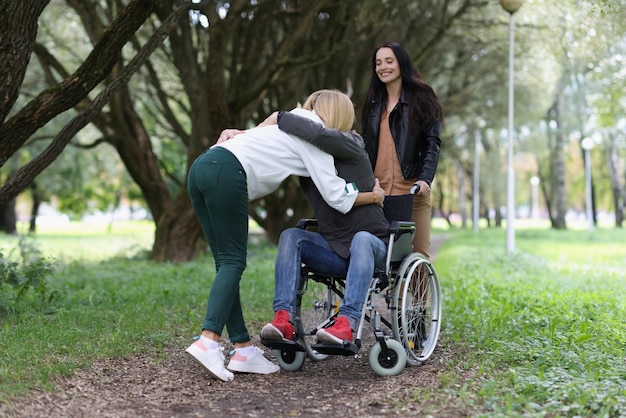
[261, 192, 442, 376]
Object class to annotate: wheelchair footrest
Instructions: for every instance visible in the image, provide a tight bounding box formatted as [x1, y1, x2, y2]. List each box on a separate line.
[311, 341, 359, 356]
[260, 337, 306, 352]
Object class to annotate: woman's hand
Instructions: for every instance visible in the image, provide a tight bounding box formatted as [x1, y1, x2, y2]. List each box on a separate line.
[216, 128, 246, 144]
[216, 111, 279, 144]
[413, 180, 430, 195]
[256, 111, 279, 128]
[373, 178, 385, 207]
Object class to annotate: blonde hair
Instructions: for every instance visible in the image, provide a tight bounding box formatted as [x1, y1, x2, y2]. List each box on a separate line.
[302, 89, 355, 131]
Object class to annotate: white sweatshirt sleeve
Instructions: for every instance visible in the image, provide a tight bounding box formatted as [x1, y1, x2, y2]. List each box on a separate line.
[295, 139, 358, 214]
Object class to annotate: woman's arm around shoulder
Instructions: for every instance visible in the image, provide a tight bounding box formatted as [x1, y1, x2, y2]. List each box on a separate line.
[278, 111, 363, 160]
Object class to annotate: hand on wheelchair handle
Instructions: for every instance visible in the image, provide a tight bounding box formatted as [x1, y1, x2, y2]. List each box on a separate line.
[411, 181, 430, 195]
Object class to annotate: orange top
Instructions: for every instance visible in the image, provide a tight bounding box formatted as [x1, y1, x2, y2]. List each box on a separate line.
[374, 111, 416, 195]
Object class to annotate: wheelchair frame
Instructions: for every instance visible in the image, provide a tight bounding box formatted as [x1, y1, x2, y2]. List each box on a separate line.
[262, 218, 442, 376]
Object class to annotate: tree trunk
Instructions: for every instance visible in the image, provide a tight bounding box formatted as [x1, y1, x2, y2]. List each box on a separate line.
[550, 94, 567, 229]
[57, 1, 202, 262]
[493, 191, 502, 228]
[104, 87, 204, 262]
[150, 193, 205, 262]
[435, 187, 453, 228]
[457, 159, 467, 229]
[540, 174, 553, 227]
[623, 159, 626, 228]
[605, 132, 624, 227]
[537, 117, 556, 228]
[0, 198, 17, 234]
[0, 170, 18, 234]
[0, 0, 50, 125]
[29, 182, 42, 233]
[480, 200, 490, 228]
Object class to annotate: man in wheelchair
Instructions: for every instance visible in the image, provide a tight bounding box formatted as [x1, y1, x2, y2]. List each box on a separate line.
[260, 107, 389, 348]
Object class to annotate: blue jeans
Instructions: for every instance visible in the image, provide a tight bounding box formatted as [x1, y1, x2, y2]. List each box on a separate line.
[273, 227, 387, 328]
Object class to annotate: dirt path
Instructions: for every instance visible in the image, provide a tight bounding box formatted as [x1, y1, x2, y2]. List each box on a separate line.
[1, 235, 468, 417]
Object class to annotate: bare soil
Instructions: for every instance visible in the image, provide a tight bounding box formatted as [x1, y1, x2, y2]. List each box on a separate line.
[1, 236, 477, 417]
[1, 336, 477, 418]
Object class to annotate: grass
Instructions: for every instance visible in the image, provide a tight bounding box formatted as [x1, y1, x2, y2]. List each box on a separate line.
[1, 220, 625, 416]
[8, 220, 156, 262]
[0, 221, 278, 398]
[433, 227, 626, 417]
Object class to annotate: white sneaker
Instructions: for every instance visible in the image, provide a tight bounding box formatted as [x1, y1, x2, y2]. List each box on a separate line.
[185, 339, 234, 382]
[227, 347, 280, 374]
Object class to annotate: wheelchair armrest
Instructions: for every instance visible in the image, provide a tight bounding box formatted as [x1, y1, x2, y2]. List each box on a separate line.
[388, 221, 415, 238]
[296, 218, 319, 230]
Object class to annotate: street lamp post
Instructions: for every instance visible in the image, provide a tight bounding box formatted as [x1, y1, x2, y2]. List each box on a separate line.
[530, 176, 539, 219]
[581, 137, 594, 230]
[500, 0, 524, 253]
[473, 128, 480, 232]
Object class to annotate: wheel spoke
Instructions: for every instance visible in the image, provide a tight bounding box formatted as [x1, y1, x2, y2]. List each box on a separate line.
[392, 253, 442, 365]
[296, 274, 344, 362]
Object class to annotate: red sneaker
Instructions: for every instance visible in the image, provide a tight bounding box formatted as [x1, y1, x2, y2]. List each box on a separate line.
[316, 316, 352, 344]
[260, 310, 294, 341]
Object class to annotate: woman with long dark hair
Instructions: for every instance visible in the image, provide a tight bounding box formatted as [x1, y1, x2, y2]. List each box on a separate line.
[360, 41, 443, 259]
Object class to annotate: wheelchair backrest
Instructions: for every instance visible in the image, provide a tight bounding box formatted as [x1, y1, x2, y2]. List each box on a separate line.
[383, 194, 414, 224]
[383, 194, 416, 267]
[387, 222, 415, 263]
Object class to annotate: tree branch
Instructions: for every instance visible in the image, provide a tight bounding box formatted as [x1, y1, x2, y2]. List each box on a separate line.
[0, 0, 156, 168]
[0, 2, 190, 207]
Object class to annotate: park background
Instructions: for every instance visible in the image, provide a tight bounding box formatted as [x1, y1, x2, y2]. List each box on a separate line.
[1, 0, 625, 416]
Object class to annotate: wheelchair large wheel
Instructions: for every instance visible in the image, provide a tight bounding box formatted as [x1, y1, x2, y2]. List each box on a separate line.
[368, 339, 407, 376]
[392, 252, 442, 365]
[296, 277, 343, 362]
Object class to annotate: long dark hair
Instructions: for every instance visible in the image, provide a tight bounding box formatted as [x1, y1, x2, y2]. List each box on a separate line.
[360, 41, 443, 132]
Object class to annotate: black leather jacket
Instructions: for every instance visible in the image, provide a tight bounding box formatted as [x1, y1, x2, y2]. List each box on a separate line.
[362, 92, 441, 186]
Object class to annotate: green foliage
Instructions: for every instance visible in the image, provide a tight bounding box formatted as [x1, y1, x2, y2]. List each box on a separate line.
[436, 228, 626, 417]
[5, 0, 624, 248]
[0, 236, 56, 312]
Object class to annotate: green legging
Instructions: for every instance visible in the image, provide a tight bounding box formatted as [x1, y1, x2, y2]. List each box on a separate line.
[187, 147, 250, 344]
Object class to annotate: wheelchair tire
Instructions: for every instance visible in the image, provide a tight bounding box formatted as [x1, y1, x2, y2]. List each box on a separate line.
[392, 252, 442, 366]
[368, 339, 407, 376]
[274, 349, 305, 372]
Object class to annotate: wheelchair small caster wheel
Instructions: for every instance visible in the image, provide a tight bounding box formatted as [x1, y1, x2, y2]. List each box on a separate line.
[274, 349, 305, 372]
[369, 339, 407, 376]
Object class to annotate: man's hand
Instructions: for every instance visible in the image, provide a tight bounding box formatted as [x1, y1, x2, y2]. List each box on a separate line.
[216, 128, 246, 144]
